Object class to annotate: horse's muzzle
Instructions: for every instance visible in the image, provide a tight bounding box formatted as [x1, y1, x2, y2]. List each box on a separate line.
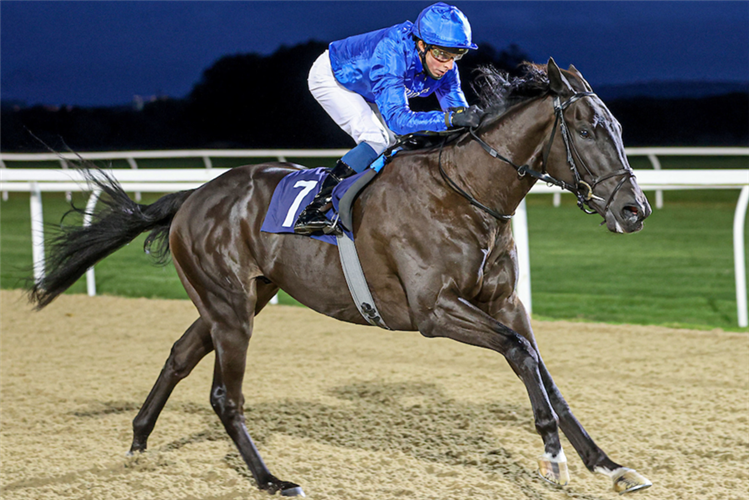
[604, 199, 651, 234]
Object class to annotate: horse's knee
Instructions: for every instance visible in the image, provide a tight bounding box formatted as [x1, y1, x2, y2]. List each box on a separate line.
[505, 335, 540, 372]
[418, 324, 440, 339]
[166, 345, 196, 380]
[165, 328, 212, 380]
[416, 313, 450, 339]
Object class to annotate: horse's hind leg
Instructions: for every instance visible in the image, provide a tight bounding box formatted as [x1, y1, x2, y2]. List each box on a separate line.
[129, 281, 280, 455]
[538, 363, 652, 493]
[205, 284, 304, 497]
[130, 317, 213, 454]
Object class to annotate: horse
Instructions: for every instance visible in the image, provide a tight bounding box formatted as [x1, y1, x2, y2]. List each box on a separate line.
[29, 58, 653, 496]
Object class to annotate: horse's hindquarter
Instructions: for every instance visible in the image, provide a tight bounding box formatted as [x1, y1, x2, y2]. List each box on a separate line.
[169, 164, 293, 299]
[171, 163, 376, 325]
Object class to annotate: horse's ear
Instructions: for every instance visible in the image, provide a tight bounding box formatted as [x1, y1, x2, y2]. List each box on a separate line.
[547, 57, 573, 96]
[567, 64, 593, 92]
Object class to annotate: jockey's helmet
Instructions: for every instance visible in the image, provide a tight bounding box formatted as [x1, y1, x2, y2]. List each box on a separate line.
[413, 2, 478, 52]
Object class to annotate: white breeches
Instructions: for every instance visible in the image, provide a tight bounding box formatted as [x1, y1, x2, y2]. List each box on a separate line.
[308, 51, 396, 154]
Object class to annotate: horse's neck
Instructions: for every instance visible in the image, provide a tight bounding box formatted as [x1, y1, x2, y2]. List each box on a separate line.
[451, 97, 554, 219]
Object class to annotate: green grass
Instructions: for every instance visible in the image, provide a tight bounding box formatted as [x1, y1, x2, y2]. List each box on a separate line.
[526, 190, 746, 330]
[0, 191, 300, 305]
[1, 159, 747, 332]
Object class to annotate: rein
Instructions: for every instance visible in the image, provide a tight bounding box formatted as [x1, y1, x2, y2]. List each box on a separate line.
[438, 142, 512, 221]
[439, 91, 634, 221]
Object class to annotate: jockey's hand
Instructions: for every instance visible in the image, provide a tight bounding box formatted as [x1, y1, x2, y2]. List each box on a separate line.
[448, 106, 483, 129]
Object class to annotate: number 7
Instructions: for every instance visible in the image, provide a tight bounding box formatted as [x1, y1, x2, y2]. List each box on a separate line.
[282, 180, 319, 227]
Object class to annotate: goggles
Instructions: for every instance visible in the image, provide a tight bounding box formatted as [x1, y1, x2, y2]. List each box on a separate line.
[428, 45, 467, 63]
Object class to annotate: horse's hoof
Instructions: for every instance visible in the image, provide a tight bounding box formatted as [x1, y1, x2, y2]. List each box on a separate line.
[281, 484, 306, 497]
[126, 447, 145, 457]
[537, 450, 570, 487]
[264, 479, 305, 497]
[128, 438, 147, 455]
[612, 468, 652, 494]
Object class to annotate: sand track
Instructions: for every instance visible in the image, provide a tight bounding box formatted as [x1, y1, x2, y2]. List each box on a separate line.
[1, 290, 747, 500]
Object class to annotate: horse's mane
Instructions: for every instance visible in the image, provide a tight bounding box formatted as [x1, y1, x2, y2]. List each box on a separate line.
[380, 63, 553, 154]
[472, 62, 550, 118]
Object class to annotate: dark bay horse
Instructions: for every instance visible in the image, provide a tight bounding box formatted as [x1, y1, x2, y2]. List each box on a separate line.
[30, 59, 652, 496]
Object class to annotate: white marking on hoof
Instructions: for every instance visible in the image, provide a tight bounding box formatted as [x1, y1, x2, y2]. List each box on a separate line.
[537, 449, 570, 486]
[596, 467, 652, 494]
[281, 486, 305, 497]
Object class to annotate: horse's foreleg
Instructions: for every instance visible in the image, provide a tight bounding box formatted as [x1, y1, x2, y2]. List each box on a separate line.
[130, 317, 213, 454]
[494, 297, 652, 493]
[538, 363, 652, 493]
[417, 289, 567, 486]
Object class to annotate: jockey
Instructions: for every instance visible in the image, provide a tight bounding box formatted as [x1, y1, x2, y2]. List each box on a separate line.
[294, 2, 482, 235]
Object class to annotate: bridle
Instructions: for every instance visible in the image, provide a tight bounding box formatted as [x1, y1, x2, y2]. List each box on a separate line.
[439, 91, 634, 221]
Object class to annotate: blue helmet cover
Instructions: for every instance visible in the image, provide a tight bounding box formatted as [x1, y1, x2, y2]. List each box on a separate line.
[414, 2, 478, 50]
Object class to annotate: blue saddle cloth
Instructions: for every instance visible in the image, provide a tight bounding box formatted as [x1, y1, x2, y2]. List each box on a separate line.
[260, 167, 367, 245]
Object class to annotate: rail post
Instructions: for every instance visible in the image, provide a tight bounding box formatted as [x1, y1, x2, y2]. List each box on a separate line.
[126, 157, 141, 201]
[553, 192, 561, 207]
[512, 198, 532, 313]
[30, 182, 45, 285]
[646, 154, 664, 209]
[58, 158, 72, 202]
[83, 189, 102, 296]
[734, 186, 749, 327]
[1, 158, 7, 201]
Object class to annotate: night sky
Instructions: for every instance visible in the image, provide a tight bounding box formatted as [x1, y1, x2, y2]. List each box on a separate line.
[2, 1, 748, 107]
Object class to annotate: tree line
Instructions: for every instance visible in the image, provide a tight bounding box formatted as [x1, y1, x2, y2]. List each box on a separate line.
[2, 40, 747, 152]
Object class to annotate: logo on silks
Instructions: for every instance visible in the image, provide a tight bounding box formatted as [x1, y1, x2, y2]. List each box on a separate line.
[406, 87, 431, 98]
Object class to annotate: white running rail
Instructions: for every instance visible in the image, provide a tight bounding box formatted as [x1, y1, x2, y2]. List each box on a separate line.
[1, 163, 748, 327]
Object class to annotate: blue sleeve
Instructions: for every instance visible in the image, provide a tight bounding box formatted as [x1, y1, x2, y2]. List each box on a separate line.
[370, 39, 449, 135]
[435, 67, 469, 110]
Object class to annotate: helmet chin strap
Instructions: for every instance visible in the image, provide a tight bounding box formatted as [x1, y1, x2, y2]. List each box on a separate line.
[416, 41, 443, 80]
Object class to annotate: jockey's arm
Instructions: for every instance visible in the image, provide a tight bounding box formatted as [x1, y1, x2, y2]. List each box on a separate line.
[374, 81, 450, 135]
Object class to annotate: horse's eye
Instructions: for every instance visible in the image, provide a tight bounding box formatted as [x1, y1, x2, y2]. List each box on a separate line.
[580, 129, 591, 139]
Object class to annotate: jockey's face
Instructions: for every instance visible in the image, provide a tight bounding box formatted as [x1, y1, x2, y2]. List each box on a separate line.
[418, 40, 455, 80]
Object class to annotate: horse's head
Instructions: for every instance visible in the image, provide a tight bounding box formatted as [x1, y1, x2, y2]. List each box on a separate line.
[544, 58, 651, 233]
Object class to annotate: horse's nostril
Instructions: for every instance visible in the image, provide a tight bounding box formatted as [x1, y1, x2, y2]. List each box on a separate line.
[622, 205, 641, 222]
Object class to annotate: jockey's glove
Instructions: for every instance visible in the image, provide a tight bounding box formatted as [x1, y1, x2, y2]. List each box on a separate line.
[447, 105, 483, 129]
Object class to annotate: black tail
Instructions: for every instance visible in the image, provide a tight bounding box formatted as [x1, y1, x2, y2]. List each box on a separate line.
[29, 168, 194, 309]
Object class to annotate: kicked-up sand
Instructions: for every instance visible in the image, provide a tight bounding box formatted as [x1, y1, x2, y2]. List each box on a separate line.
[1, 289, 747, 500]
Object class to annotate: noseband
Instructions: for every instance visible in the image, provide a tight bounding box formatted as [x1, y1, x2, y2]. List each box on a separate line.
[440, 92, 634, 221]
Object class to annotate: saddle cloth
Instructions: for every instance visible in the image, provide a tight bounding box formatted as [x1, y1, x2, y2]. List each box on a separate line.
[260, 167, 369, 244]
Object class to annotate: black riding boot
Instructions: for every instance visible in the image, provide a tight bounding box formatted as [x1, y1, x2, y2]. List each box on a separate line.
[294, 160, 356, 235]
